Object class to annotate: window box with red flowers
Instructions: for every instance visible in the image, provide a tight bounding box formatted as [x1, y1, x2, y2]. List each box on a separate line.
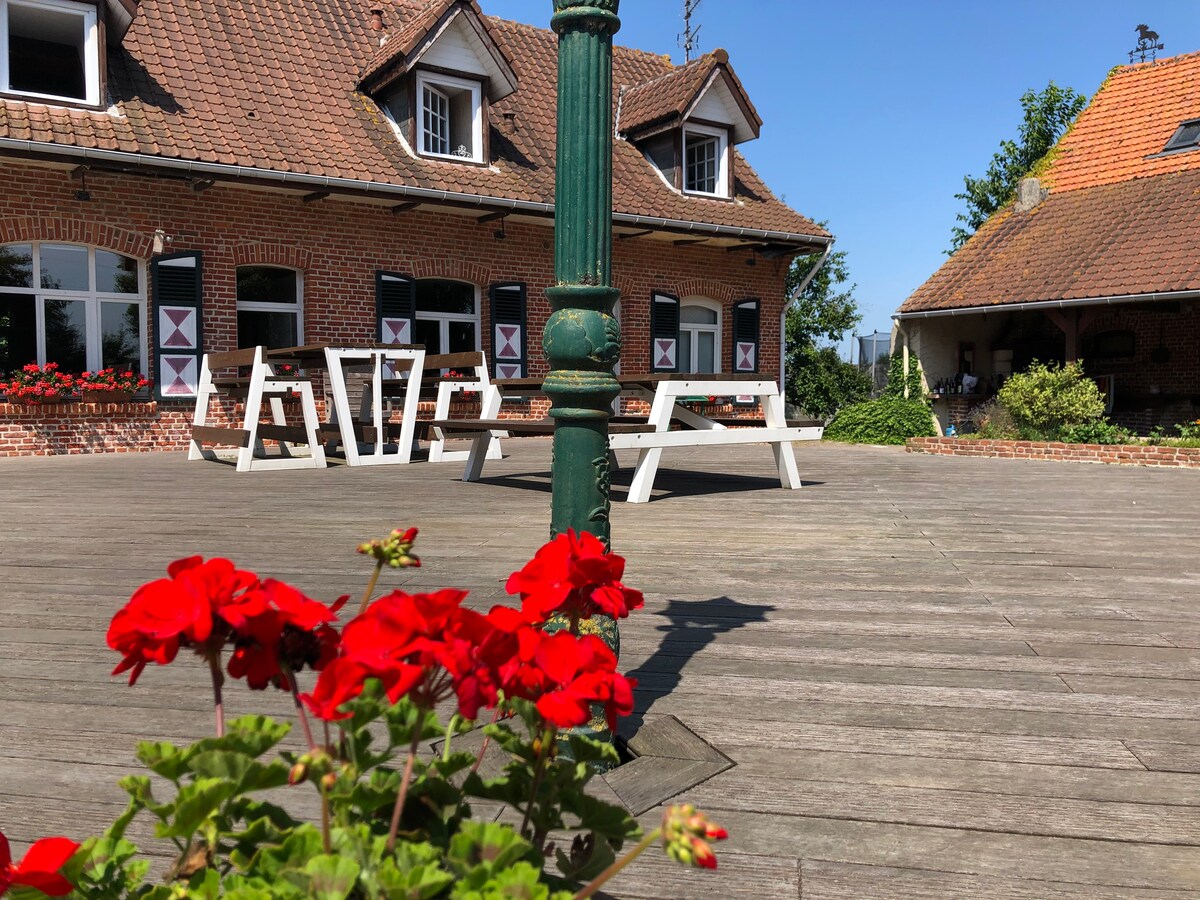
[76, 369, 151, 404]
[0, 362, 76, 404]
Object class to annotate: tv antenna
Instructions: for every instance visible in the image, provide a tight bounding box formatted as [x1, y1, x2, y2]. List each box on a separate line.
[1129, 24, 1165, 63]
[679, 0, 701, 62]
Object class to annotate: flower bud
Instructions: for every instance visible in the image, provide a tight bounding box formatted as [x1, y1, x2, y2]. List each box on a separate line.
[288, 761, 309, 785]
[320, 772, 338, 792]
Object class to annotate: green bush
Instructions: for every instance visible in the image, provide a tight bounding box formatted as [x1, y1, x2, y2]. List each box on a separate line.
[824, 397, 935, 445]
[996, 360, 1105, 439]
[1059, 419, 1133, 444]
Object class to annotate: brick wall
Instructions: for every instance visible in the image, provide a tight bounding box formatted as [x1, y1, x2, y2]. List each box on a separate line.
[1, 159, 793, 455]
[907, 436, 1200, 469]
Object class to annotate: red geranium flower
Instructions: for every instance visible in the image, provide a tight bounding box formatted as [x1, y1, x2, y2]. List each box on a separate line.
[533, 632, 636, 732]
[0, 830, 79, 897]
[506, 530, 643, 624]
[108, 559, 343, 691]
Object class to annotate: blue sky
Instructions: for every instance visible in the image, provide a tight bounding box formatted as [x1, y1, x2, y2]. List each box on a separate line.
[497, 1, 1200, 355]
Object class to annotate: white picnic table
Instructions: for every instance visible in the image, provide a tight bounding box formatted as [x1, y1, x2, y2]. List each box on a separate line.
[435, 373, 823, 503]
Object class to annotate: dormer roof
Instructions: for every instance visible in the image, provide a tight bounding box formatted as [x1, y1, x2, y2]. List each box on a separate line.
[618, 49, 761, 145]
[105, 0, 141, 45]
[360, 0, 517, 102]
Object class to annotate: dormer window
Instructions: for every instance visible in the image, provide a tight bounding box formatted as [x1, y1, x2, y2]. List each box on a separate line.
[683, 123, 729, 197]
[417, 72, 482, 161]
[1164, 119, 1200, 153]
[0, 0, 99, 105]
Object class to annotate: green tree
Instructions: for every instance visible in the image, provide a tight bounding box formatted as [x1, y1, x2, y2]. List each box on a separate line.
[949, 82, 1088, 252]
[784, 235, 871, 419]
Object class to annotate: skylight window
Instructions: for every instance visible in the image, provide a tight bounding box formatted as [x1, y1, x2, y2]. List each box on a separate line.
[1164, 119, 1200, 153]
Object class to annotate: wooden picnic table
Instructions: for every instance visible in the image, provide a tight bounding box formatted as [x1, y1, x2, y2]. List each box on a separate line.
[432, 372, 823, 503]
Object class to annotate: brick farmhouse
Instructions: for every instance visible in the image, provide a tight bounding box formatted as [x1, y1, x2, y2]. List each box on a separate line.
[0, 0, 829, 455]
[896, 51, 1200, 436]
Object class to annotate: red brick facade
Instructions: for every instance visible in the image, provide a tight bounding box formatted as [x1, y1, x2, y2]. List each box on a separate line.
[907, 436, 1200, 469]
[1, 159, 792, 455]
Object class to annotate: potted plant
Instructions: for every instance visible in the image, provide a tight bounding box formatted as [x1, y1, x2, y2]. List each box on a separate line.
[77, 368, 151, 403]
[0, 362, 76, 404]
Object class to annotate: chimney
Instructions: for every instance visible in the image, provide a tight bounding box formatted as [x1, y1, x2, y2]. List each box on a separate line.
[1014, 176, 1048, 212]
[369, 8, 384, 32]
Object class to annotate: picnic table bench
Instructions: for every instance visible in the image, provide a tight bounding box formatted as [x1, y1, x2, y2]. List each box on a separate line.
[188, 346, 327, 472]
[432, 372, 823, 502]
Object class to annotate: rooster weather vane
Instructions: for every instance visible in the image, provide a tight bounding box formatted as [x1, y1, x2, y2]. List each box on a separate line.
[1130, 24, 1164, 64]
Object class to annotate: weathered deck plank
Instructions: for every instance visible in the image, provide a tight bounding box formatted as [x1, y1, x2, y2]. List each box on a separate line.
[2, 442, 1200, 897]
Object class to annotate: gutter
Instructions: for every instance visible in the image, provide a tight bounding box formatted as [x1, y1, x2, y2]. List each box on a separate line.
[0, 138, 832, 249]
[779, 241, 833, 391]
[894, 288, 1200, 320]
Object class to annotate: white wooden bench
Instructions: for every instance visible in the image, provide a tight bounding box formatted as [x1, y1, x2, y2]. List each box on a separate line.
[188, 346, 326, 472]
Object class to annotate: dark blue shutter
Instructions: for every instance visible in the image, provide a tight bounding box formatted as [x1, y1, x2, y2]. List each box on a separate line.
[490, 282, 527, 378]
[151, 251, 203, 401]
[650, 292, 680, 372]
[376, 271, 415, 344]
[731, 298, 760, 373]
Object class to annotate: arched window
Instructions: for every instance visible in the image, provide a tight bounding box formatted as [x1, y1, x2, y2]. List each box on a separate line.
[236, 265, 302, 349]
[679, 298, 721, 373]
[0, 242, 144, 374]
[415, 279, 479, 354]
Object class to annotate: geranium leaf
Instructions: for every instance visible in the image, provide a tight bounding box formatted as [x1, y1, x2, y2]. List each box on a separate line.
[136, 741, 190, 781]
[296, 854, 361, 900]
[155, 777, 238, 839]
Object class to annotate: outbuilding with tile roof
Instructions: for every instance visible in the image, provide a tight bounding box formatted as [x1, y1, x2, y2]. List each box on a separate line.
[895, 51, 1200, 436]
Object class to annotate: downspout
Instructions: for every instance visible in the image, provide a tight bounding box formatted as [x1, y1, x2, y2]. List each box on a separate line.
[779, 242, 832, 394]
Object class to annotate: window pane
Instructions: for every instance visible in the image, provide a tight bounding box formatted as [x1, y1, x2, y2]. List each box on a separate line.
[101, 301, 141, 371]
[681, 305, 718, 324]
[448, 320, 475, 353]
[44, 298, 87, 371]
[416, 280, 474, 314]
[7, 2, 87, 100]
[0, 244, 33, 288]
[237, 310, 297, 350]
[96, 250, 139, 294]
[685, 135, 718, 193]
[40, 244, 88, 291]
[423, 85, 450, 155]
[237, 266, 297, 303]
[679, 330, 692, 373]
[415, 319, 441, 354]
[697, 331, 716, 373]
[0, 291, 36, 374]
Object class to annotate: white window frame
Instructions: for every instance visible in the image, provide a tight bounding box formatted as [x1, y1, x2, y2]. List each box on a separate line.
[0, 0, 100, 105]
[415, 71, 483, 163]
[416, 279, 480, 356]
[235, 265, 304, 349]
[682, 122, 729, 198]
[679, 297, 721, 374]
[0, 241, 146, 372]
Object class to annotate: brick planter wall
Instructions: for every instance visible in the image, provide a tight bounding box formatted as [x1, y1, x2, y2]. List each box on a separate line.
[0, 397, 532, 457]
[906, 437, 1200, 469]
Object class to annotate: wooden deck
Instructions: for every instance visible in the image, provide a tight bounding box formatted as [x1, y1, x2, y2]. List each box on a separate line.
[3, 441, 1200, 897]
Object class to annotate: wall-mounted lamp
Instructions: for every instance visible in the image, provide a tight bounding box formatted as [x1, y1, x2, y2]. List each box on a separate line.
[744, 250, 757, 266]
[152, 228, 170, 254]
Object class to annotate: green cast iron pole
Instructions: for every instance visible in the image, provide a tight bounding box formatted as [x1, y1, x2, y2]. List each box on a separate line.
[545, 0, 622, 747]
[545, 0, 622, 548]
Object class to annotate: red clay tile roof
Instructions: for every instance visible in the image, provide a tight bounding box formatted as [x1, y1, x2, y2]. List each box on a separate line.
[617, 48, 761, 143]
[900, 52, 1200, 315]
[0, 0, 825, 244]
[1046, 52, 1200, 193]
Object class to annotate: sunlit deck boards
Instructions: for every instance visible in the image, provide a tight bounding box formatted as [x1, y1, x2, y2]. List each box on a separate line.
[2, 442, 1200, 897]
